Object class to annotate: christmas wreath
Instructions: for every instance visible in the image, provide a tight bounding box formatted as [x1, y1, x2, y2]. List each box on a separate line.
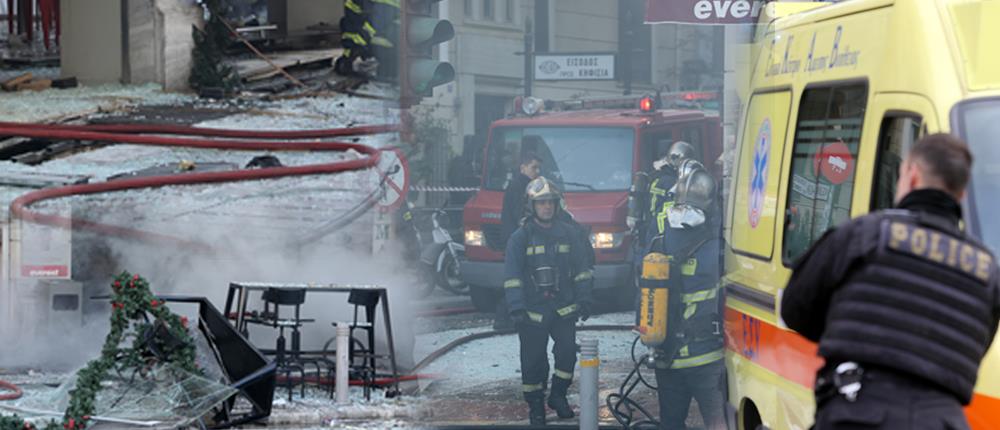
[0, 272, 199, 430]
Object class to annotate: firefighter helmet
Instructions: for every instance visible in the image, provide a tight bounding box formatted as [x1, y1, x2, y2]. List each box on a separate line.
[525, 176, 562, 220]
[526, 176, 562, 202]
[667, 141, 697, 170]
[667, 159, 716, 228]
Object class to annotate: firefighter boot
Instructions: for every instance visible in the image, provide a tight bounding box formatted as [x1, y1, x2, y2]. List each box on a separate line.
[525, 391, 547, 425]
[547, 375, 575, 419]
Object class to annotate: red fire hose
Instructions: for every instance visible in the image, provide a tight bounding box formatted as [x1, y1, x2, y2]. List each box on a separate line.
[0, 379, 23, 401]
[0, 122, 398, 249]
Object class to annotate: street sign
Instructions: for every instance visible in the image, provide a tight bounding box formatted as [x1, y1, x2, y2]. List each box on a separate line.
[377, 149, 409, 210]
[534, 53, 615, 81]
[645, 0, 768, 25]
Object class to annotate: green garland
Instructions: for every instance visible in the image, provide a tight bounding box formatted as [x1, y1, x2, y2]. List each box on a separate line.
[0, 272, 200, 430]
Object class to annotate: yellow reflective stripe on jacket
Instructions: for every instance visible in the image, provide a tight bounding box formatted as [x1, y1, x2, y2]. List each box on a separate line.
[527, 312, 544, 323]
[527, 245, 545, 256]
[670, 349, 724, 369]
[523, 383, 544, 392]
[554, 369, 573, 380]
[678, 345, 689, 358]
[556, 304, 578, 317]
[343, 32, 368, 46]
[681, 258, 697, 276]
[574, 270, 594, 282]
[504, 279, 522, 289]
[683, 303, 697, 319]
[682, 288, 717, 304]
[345, 0, 363, 14]
[655, 201, 675, 234]
[558, 244, 570, 253]
[371, 0, 401, 8]
[363, 21, 377, 38]
[371, 36, 394, 48]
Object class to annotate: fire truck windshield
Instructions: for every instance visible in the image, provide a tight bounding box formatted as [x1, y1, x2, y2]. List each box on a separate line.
[485, 127, 634, 192]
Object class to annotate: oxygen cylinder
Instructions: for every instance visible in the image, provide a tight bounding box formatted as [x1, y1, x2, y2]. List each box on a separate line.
[626, 172, 649, 230]
[638, 252, 670, 347]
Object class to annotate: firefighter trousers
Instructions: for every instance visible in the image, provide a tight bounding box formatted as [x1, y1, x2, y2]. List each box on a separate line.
[517, 314, 576, 397]
[654, 360, 727, 430]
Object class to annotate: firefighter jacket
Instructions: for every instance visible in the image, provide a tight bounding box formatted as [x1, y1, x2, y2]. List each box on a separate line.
[653, 221, 724, 370]
[647, 168, 678, 243]
[783, 189, 1000, 405]
[504, 219, 595, 323]
[340, 0, 375, 57]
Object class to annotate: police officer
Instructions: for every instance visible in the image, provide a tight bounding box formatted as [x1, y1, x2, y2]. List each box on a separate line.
[782, 134, 1000, 429]
[504, 176, 595, 426]
[648, 149, 727, 430]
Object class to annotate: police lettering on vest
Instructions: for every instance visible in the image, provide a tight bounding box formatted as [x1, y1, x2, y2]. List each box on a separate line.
[886, 221, 993, 282]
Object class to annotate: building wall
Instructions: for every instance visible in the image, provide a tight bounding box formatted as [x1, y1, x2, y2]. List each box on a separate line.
[61, 0, 123, 84]
[126, 0, 201, 91]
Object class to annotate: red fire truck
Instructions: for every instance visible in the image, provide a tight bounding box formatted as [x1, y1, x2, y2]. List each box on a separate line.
[460, 94, 723, 311]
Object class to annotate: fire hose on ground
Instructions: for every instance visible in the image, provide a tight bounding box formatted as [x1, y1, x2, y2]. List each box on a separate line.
[0, 380, 22, 401]
[0, 121, 399, 249]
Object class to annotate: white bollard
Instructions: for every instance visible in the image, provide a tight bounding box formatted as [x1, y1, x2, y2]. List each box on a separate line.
[578, 337, 600, 430]
[336, 323, 351, 405]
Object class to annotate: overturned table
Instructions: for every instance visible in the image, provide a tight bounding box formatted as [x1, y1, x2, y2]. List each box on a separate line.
[223, 282, 400, 396]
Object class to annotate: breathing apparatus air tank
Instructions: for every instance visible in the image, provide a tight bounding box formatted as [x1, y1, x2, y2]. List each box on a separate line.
[638, 252, 671, 347]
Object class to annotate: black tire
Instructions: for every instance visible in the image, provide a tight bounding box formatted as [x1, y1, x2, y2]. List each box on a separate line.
[436, 252, 470, 295]
[470, 286, 499, 312]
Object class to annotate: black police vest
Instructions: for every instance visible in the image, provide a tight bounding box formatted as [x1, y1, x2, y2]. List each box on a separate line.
[523, 222, 577, 308]
[819, 211, 999, 404]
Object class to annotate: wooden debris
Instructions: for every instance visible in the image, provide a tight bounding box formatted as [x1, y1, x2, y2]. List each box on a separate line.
[16, 79, 52, 91]
[2, 73, 33, 91]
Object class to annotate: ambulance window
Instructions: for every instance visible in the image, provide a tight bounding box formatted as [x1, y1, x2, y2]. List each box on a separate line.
[872, 115, 921, 211]
[782, 84, 867, 264]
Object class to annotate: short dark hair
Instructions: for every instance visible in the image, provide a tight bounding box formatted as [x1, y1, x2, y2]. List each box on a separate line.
[520, 151, 542, 166]
[909, 133, 973, 196]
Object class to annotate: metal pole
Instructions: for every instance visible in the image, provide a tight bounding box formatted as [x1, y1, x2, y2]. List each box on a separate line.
[336, 322, 351, 405]
[524, 18, 533, 97]
[578, 337, 599, 430]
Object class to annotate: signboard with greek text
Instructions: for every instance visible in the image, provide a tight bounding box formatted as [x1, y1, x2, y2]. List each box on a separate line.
[534, 54, 615, 81]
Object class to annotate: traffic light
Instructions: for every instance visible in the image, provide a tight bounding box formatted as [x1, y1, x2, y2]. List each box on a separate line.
[401, 0, 455, 107]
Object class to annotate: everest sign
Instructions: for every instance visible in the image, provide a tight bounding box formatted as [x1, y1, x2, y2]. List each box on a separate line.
[645, 0, 768, 25]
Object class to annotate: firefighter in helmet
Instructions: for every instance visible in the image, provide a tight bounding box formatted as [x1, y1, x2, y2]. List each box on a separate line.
[504, 176, 595, 425]
[648, 147, 727, 430]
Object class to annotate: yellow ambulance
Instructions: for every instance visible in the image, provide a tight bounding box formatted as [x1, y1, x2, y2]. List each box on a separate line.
[724, 0, 1000, 428]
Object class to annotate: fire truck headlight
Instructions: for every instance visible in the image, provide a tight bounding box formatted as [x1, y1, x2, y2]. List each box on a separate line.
[591, 232, 624, 249]
[465, 229, 485, 247]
